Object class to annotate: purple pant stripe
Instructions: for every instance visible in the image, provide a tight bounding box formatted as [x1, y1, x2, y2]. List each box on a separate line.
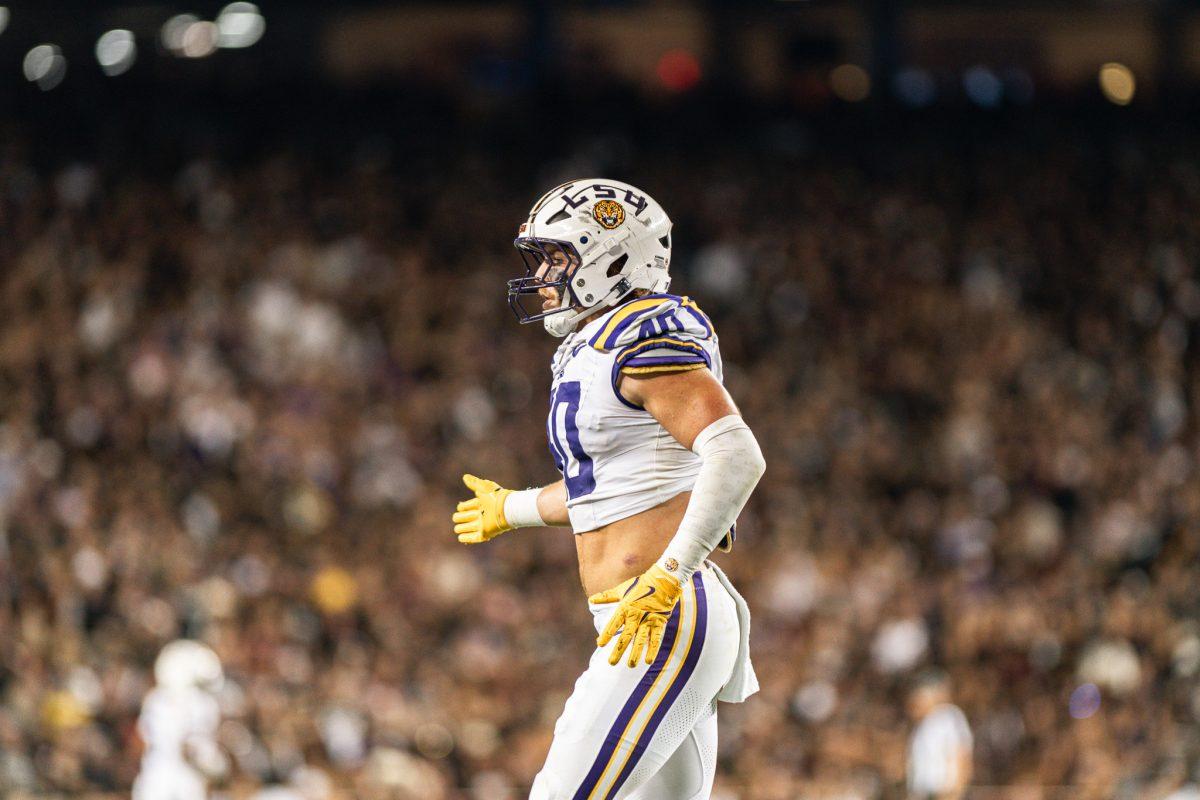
[604, 573, 708, 799]
[571, 602, 683, 800]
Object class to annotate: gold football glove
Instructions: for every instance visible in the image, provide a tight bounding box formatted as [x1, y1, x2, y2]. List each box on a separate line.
[452, 474, 514, 544]
[590, 564, 684, 667]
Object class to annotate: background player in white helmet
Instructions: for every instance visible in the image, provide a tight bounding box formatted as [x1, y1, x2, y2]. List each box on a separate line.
[133, 639, 229, 800]
[453, 179, 765, 799]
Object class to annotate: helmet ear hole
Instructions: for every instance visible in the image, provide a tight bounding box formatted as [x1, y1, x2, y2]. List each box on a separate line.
[606, 254, 629, 278]
[659, 235, 670, 248]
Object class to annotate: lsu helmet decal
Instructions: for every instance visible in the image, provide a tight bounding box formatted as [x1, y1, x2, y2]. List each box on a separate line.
[592, 199, 625, 230]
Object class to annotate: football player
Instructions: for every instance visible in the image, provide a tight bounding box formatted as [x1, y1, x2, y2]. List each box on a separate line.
[453, 180, 764, 799]
[133, 640, 229, 800]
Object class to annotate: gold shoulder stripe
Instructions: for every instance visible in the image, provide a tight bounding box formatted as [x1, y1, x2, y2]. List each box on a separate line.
[620, 362, 706, 375]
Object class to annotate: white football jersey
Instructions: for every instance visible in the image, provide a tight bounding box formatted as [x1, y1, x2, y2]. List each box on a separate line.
[137, 685, 220, 768]
[908, 703, 973, 794]
[547, 293, 729, 539]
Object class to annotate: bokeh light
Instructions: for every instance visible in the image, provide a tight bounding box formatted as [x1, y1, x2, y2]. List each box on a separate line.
[1099, 62, 1135, 105]
[0, 7, 9, 37]
[22, 44, 66, 90]
[829, 64, 870, 102]
[161, 13, 199, 53]
[963, 65, 1003, 107]
[96, 30, 136, 76]
[655, 49, 702, 92]
[217, 2, 265, 49]
[182, 20, 219, 58]
[1069, 683, 1102, 719]
[311, 566, 359, 615]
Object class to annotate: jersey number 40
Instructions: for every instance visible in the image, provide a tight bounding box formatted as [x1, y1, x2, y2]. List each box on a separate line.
[548, 381, 596, 500]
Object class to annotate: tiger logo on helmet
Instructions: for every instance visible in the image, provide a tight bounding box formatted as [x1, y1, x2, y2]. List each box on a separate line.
[592, 200, 625, 230]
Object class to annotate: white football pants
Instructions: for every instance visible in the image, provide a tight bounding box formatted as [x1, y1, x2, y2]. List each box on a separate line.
[531, 566, 740, 800]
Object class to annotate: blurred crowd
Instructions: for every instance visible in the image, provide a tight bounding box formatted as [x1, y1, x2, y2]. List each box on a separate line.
[0, 113, 1199, 800]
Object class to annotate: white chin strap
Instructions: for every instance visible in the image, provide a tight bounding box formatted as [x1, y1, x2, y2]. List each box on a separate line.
[543, 282, 628, 338]
[543, 309, 583, 338]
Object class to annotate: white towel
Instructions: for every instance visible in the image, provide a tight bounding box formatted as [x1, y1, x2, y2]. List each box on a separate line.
[709, 562, 760, 703]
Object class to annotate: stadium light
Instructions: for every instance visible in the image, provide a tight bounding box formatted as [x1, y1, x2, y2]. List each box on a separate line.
[0, 7, 10, 37]
[23, 44, 66, 90]
[216, 2, 265, 49]
[96, 30, 136, 76]
[829, 64, 870, 102]
[1099, 62, 1135, 105]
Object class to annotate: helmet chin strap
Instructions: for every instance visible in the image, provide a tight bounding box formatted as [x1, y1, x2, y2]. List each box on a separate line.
[542, 306, 578, 338]
[543, 279, 630, 338]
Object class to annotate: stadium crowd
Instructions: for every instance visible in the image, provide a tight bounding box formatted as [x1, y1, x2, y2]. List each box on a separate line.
[0, 114, 1198, 800]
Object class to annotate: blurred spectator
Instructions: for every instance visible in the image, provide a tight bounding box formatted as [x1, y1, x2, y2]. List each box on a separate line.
[906, 671, 972, 800]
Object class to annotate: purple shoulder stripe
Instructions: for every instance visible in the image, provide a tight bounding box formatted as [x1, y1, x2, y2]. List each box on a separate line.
[622, 354, 708, 369]
[617, 341, 710, 370]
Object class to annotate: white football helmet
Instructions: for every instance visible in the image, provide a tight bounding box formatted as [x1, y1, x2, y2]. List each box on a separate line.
[154, 639, 224, 692]
[508, 179, 673, 337]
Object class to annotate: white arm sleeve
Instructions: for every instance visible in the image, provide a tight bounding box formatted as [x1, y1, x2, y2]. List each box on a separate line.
[661, 414, 765, 582]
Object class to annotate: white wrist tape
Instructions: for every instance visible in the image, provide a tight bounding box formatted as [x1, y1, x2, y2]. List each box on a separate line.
[503, 488, 547, 528]
[661, 415, 765, 583]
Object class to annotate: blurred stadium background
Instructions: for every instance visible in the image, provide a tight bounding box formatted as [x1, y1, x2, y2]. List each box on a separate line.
[2, 0, 1200, 798]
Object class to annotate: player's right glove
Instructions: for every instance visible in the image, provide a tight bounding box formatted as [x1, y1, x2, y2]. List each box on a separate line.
[452, 474, 515, 544]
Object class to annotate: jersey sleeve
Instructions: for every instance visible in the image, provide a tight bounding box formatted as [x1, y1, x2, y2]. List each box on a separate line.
[616, 336, 709, 374]
[589, 294, 716, 376]
[587, 294, 735, 550]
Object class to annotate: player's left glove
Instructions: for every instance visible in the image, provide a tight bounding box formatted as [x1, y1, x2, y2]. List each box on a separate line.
[589, 564, 684, 667]
[452, 474, 514, 544]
